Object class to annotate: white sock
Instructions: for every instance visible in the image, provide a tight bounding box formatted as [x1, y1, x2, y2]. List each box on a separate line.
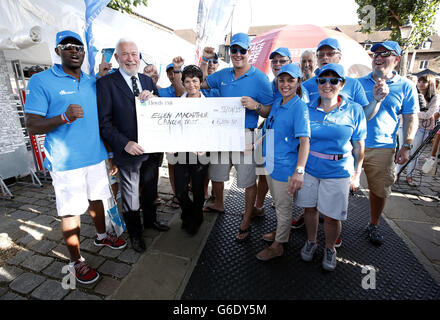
[96, 232, 107, 240]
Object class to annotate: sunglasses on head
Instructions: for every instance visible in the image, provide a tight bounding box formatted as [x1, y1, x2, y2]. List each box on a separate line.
[230, 47, 248, 55]
[57, 44, 85, 52]
[316, 77, 343, 85]
[373, 51, 397, 58]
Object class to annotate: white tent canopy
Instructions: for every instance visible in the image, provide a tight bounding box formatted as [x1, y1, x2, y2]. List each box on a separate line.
[0, 0, 197, 87]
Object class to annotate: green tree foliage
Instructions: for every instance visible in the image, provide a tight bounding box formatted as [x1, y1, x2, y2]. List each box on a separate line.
[108, 0, 148, 14]
[355, 0, 440, 48]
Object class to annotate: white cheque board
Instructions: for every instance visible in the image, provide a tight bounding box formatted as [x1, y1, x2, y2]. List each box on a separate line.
[136, 97, 245, 152]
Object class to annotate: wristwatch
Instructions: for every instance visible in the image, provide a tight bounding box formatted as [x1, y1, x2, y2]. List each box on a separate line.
[402, 143, 413, 150]
[295, 166, 305, 174]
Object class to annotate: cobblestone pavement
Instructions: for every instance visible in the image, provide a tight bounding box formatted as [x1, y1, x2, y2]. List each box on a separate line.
[0, 165, 180, 300]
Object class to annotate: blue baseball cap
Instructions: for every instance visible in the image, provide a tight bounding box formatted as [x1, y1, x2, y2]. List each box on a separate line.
[371, 41, 402, 56]
[230, 33, 250, 49]
[317, 38, 341, 52]
[56, 30, 83, 46]
[269, 47, 291, 59]
[277, 63, 302, 79]
[166, 63, 174, 71]
[317, 63, 345, 79]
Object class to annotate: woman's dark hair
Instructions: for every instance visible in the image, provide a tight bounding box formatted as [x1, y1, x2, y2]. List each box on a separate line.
[182, 65, 203, 83]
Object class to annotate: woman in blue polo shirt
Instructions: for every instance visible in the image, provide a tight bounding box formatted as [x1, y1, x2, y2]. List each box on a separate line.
[294, 64, 366, 271]
[256, 64, 310, 261]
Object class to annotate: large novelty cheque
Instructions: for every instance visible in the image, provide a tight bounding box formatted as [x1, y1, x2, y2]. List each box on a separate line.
[136, 98, 245, 152]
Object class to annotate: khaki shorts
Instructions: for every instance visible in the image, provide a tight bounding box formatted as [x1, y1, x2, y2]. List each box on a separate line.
[295, 172, 350, 221]
[362, 148, 396, 198]
[50, 160, 111, 216]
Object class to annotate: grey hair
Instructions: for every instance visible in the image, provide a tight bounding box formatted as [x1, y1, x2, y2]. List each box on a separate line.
[115, 38, 138, 55]
[300, 50, 317, 61]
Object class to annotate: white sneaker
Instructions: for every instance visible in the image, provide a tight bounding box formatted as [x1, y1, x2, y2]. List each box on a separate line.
[422, 157, 436, 174]
[322, 248, 337, 271]
[301, 240, 318, 262]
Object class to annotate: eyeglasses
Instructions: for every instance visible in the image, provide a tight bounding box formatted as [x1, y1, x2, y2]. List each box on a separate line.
[316, 77, 343, 85]
[57, 44, 85, 52]
[207, 59, 218, 64]
[230, 47, 248, 55]
[316, 51, 340, 59]
[373, 51, 397, 58]
[271, 59, 290, 65]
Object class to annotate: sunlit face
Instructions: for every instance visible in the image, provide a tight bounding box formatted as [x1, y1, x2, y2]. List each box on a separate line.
[230, 45, 249, 69]
[277, 73, 299, 99]
[207, 59, 219, 75]
[417, 78, 429, 94]
[317, 72, 344, 100]
[55, 38, 85, 70]
[372, 47, 400, 75]
[270, 53, 291, 76]
[316, 46, 341, 67]
[183, 76, 201, 97]
[115, 41, 140, 76]
[144, 65, 159, 84]
[300, 52, 317, 78]
[166, 68, 175, 82]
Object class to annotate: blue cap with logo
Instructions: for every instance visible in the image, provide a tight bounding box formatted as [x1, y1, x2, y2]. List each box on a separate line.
[56, 30, 84, 46]
[230, 33, 250, 49]
[166, 63, 174, 71]
[317, 38, 341, 52]
[269, 47, 292, 59]
[317, 63, 345, 79]
[371, 40, 402, 56]
[278, 63, 302, 79]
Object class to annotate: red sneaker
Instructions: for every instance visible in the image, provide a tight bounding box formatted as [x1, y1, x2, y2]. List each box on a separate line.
[291, 216, 305, 229]
[73, 260, 99, 284]
[94, 233, 127, 250]
[335, 235, 342, 248]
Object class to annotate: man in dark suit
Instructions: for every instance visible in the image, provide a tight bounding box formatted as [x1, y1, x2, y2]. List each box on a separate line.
[97, 38, 169, 253]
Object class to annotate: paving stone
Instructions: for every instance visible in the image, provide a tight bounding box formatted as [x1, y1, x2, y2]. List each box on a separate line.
[99, 246, 122, 259]
[49, 244, 70, 261]
[97, 261, 131, 279]
[117, 249, 141, 264]
[21, 254, 54, 272]
[80, 224, 97, 238]
[29, 215, 55, 226]
[94, 276, 121, 296]
[9, 210, 38, 221]
[31, 279, 69, 300]
[0, 287, 7, 297]
[64, 290, 101, 300]
[17, 234, 39, 248]
[30, 240, 57, 255]
[80, 238, 101, 253]
[42, 261, 66, 280]
[80, 252, 105, 269]
[9, 272, 45, 294]
[0, 265, 24, 284]
[44, 229, 63, 241]
[0, 292, 27, 300]
[33, 199, 52, 207]
[7, 250, 33, 266]
[45, 209, 59, 217]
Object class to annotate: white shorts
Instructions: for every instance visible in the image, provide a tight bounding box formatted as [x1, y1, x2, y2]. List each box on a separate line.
[50, 160, 111, 217]
[295, 172, 350, 221]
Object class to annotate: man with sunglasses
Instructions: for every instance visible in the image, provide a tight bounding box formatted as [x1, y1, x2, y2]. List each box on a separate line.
[358, 41, 418, 246]
[200, 33, 274, 241]
[24, 30, 127, 285]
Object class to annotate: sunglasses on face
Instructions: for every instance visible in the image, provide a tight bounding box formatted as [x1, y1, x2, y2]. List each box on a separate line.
[230, 47, 248, 55]
[207, 59, 218, 64]
[271, 59, 290, 65]
[373, 51, 397, 58]
[316, 51, 339, 59]
[316, 77, 343, 85]
[57, 44, 85, 52]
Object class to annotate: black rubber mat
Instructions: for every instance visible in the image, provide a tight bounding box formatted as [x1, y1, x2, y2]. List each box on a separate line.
[182, 178, 440, 300]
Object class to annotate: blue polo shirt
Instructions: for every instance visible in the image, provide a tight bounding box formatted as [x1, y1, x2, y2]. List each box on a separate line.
[24, 64, 108, 172]
[358, 72, 419, 148]
[303, 76, 368, 106]
[206, 66, 274, 128]
[272, 80, 310, 103]
[201, 88, 220, 97]
[263, 95, 310, 182]
[306, 95, 367, 179]
[158, 85, 176, 97]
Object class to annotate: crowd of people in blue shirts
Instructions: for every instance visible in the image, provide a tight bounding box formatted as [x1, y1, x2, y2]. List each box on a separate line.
[23, 29, 426, 284]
